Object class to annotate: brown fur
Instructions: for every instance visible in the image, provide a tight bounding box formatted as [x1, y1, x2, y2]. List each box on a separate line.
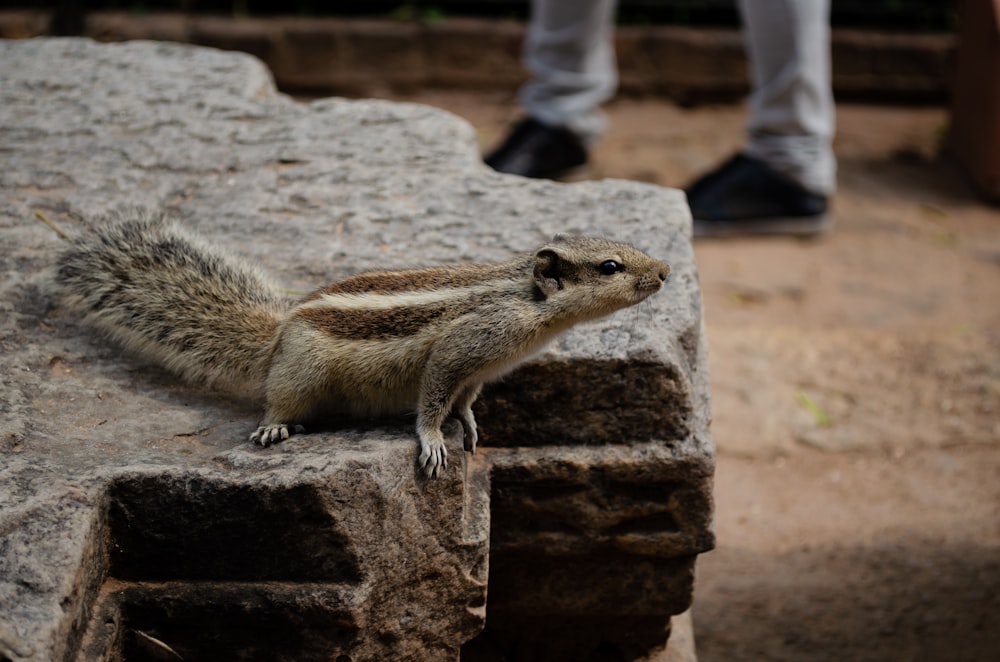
[292, 300, 460, 340]
[304, 261, 528, 298]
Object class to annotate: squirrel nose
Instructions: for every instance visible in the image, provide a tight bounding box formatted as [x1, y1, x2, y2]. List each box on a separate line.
[658, 263, 670, 282]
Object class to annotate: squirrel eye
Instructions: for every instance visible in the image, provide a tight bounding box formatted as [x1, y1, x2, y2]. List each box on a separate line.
[598, 260, 623, 275]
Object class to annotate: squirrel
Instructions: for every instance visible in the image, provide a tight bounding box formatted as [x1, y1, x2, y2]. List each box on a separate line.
[53, 208, 670, 477]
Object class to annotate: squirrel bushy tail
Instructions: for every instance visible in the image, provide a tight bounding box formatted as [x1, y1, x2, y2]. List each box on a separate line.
[55, 208, 288, 392]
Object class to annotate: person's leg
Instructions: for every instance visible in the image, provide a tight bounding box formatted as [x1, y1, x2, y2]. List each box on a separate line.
[741, 0, 835, 195]
[520, 0, 619, 145]
[688, 0, 835, 236]
[485, 0, 619, 178]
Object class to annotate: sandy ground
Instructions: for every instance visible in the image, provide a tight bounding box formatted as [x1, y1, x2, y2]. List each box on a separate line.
[386, 91, 1000, 661]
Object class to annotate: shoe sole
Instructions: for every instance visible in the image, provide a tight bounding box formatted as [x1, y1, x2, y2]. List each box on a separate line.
[557, 164, 594, 182]
[491, 162, 590, 181]
[692, 214, 832, 239]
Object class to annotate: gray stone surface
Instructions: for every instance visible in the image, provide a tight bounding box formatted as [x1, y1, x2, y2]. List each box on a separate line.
[0, 38, 713, 661]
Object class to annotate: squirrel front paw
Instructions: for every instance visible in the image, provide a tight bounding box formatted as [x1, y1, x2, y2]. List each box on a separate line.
[249, 423, 306, 447]
[417, 433, 448, 478]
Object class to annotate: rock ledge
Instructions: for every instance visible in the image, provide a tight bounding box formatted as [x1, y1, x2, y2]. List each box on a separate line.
[0, 38, 713, 661]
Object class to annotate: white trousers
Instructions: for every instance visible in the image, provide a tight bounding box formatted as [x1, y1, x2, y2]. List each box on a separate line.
[520, 0, 836, 194]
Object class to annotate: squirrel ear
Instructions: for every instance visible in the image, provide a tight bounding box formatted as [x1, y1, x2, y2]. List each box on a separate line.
[533, 248, 562, 296]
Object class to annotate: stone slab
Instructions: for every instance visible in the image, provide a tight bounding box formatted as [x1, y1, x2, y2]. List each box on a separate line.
[0, 38, 713, 661]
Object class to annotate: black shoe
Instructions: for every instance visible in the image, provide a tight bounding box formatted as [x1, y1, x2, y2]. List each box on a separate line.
[686, 153, 831, 238]
[485, 118, 588, 179]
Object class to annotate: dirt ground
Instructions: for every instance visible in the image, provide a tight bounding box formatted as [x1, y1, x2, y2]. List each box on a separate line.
[385, 91, 1000, 661]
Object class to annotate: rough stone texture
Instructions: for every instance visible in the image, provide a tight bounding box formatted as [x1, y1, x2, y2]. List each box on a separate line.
[0, 38, 712, 661]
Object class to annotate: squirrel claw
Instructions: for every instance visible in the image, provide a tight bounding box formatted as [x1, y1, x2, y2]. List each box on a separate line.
[418, 440, 448, 478]
[250, 423, 305, 447]
[457, 414, 478, 454]
[462, 430, 477, 454]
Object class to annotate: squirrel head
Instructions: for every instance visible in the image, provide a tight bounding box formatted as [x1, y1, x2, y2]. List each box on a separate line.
[532, 235, 670, 321]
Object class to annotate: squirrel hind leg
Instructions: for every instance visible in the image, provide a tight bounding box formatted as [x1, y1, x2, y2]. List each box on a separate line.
[249, 423, 306, 447]
[457, 413, 478, 454]
[452, 383, 483, 454]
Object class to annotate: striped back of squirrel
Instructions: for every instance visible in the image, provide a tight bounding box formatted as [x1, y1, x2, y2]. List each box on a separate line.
[258, 234, 668, 423]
